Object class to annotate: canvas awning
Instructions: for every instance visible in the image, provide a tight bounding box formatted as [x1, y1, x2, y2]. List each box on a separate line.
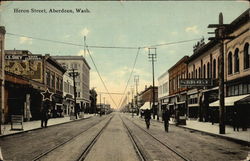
[140, 102, 151, 110]
[209, 94, 250, 107]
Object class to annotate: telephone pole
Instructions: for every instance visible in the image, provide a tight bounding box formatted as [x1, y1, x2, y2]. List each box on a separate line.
[208, 13, 234, 134]
[148, 48, 157, 119]
[134, 75, 139, 115]
[69, 69, 79, 119]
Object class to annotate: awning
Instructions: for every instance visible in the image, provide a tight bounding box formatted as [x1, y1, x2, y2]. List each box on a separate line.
[140, 102, 151, 110]
[176, 101, 185, 105]
[188, 104, 199, 107]
[209, 94, 250, 107]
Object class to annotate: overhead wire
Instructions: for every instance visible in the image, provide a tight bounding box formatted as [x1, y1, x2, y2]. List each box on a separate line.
[86, 45, 118, 108]
[6, 32, 203, 50]
[117, 47, 141, 109]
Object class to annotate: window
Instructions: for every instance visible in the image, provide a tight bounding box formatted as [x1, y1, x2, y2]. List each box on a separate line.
[234, 48, 239, 73]
[46, 72, 50, 86]
[198, 67, 201, 78]
[244, 43, 249, 69]
[228, 52, 232, 74]
[243, 83, 248, 94]
[207, 62, 210, 79]
[51, 75, 55, 88]
[195, 69, 197, 78]
[213, 59, 216, 78]
[203, 64, 206, 78]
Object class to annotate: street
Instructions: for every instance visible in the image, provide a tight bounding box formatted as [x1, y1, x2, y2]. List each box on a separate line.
[0, 112, 249, 161]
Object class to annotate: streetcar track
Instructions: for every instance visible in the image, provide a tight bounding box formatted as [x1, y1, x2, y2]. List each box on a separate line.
[123, 115, 193, 161]
[31, 115, 112, 161]
[76, 115, 114, 161]
[119, 114, 147, 161]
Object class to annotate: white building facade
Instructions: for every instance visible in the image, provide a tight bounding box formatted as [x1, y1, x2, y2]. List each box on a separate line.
[157, 70, 169, 117]
[53, 56, 91, 111]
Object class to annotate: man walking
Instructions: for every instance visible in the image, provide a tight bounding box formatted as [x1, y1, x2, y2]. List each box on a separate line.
[41, 100, 50, 128]
[144, 109, 151, 129]
[163, 108, 170, 132]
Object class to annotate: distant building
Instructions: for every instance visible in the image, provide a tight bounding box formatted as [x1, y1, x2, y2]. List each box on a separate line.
[52, 56, 91, 111]
[62, 73, 74, 116]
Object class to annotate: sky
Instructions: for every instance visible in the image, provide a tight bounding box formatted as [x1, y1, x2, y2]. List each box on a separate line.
[0, 1, 249, 109]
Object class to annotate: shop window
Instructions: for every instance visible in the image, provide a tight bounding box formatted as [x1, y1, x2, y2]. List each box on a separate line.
[244, 43, 249, 69]
[228, 52, 232, 74]
[239, 84, 243, 95]
[234, 85, 239, 96]
[243, 83, 248, 94]
[234, 48, 239, 73]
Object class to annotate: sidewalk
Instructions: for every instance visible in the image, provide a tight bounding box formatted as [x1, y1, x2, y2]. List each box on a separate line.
[0, 114, 94, 137]
[135, 114, 250, 145]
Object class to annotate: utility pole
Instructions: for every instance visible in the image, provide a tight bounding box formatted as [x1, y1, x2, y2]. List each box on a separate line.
[0, 26, 6, 135]
[84, 36, 86, 58]
[208, 13, 234, 134]
[103, 97, 105, 115]
[148, 48, 157, 119]
[134, 75, 139, 115]
[69, 69, 79, 119]
[131, 86, 134, 117]
[99, 93, 102, 116]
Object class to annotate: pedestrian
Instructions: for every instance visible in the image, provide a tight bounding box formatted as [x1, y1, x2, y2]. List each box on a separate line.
[162, 108, 170, 132]
[144, 109, 151, 129]
[232, 109, 240, 131]
[41, 100, 50, 128]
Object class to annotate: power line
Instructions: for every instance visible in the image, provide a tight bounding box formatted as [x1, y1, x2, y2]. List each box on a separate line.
[86, 46, 118, 108]
[6, 32, 203, 50]
[117, 48, 141, 109]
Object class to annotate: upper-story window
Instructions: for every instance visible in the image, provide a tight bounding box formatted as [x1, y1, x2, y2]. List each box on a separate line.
[51, 75, 55, 88]
[198, 67, 201, 78]
[213, 59, 216, 79]
[46, 71, 50, 86]
[207, 62, 210, 79]
[228, 52, 233, 75]
[234, 48, 239, 73]
[244, 43, 249, 69]
[203, 64, 206, 78]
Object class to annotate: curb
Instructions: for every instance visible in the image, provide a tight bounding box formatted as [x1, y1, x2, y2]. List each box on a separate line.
[0, 116, 93, 138]
[148, 117, 250, 146]
[177, 125, 250, 146]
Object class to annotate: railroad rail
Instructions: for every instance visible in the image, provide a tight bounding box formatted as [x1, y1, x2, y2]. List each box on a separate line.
[120, 115, 146, 161]
[123, 115, 193, 161]
[76, 116, 113, 161]
[31, 115, 113, 161]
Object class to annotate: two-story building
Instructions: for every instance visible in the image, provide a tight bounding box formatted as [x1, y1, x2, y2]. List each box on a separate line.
[168, 56, 189, 123]
[4, 50, 66, 120]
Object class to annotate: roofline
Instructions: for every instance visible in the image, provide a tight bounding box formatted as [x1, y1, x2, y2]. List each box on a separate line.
[168, 56, 189, 72]
[52, 56, 91, 69]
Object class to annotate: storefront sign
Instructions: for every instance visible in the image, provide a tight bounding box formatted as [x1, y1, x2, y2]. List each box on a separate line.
[5, 55, 42, 60]
[180, 79, 213, 87]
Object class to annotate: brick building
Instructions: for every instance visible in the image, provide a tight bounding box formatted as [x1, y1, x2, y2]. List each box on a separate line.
[168, 56, 189, 121]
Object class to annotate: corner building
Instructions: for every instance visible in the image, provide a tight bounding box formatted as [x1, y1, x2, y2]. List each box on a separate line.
[53, 56, 91, 110]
